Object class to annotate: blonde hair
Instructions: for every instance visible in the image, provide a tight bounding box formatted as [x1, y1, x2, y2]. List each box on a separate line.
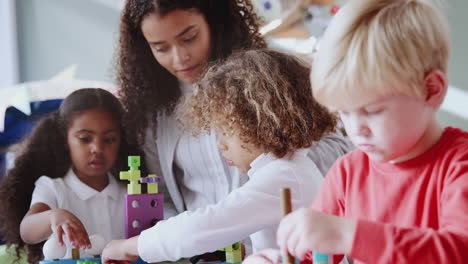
[311, 0, 450, 109]
[180, 49, 337, 158]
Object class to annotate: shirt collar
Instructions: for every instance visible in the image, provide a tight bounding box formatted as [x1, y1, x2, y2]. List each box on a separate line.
[247, 149, 309, 178]
[64, 168, 121, 201]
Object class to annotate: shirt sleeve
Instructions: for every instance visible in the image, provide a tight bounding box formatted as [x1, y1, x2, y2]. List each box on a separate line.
[30, 176, 58, 209]
[137, 165, 311, 262]
[349, 155, 468, 263]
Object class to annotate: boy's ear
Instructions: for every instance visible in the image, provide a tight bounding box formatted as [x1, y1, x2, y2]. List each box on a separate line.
[423, 70, 447, 108]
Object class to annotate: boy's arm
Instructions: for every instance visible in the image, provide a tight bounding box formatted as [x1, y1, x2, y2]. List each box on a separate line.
[348, 167, 468, 263]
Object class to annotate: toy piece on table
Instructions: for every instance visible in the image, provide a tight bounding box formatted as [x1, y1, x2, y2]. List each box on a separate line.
[85, 235, 106, 258]
[280, 188, 295, 264]
[120, 156, 164, 238]
[219, 242, 243, 264]
[312, 252, 330, 264]
[42, 236, 66, 261]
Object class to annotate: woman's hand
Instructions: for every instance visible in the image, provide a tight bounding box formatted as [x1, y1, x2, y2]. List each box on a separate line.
[101, 236, 139, 264]
[50, 208, 91, 249]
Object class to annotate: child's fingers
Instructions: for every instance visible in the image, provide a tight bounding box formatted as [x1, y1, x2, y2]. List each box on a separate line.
[53, 226, 65, 246]
[295, 237, 310, 261]
[285, 229, 300, 259]
[276, 215, 295, 252]
[259, 249, 281, 264]
[62, 222, 79, 247]
[74, 221, 91, 249]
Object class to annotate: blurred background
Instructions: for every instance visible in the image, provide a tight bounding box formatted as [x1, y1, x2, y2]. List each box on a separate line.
[0, 0, 467, 178]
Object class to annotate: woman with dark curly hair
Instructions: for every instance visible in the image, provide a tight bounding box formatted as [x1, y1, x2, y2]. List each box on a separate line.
[102, 49, 349, 263]
[108, 0, 351, 262]
[0, 88, 139, 264]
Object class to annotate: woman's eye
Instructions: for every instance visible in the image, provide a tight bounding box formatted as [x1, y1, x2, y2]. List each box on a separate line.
[183, 34, 197, 43]
[155, 47, 168, 53]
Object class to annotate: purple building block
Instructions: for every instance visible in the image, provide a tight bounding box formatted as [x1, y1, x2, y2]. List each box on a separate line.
[139, 177, 163, 184]
[124, 193, 164, 238]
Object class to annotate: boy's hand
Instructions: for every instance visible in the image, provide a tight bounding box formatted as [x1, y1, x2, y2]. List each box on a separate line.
[243, 249, 281, 264]
[50, 208, 91, 249]
[101, 237, 139, 264]
[276, 208, 357, 260]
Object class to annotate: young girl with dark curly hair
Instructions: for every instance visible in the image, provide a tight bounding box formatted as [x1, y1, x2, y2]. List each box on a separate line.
[0, 88, 139, 264]
[116, 0, 350, 230]
[101, 49, 341, 263]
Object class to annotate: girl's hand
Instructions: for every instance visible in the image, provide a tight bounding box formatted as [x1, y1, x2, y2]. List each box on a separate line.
[276, 208, 357, 260]
[50, 208, 91, 249]
[243, 249, 281, 264]
[101, 237, 139, 264]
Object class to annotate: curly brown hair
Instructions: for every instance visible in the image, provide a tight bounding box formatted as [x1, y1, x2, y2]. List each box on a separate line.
[181, 49, 338, 158]
[116, 0, 267, 146]
[0, 88, 142, 264]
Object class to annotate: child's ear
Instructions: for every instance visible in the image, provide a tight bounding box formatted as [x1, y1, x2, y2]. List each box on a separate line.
[423, 70, 447, 108]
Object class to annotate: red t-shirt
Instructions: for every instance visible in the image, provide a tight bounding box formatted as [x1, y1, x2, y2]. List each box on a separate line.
[313, 127, 468, 263]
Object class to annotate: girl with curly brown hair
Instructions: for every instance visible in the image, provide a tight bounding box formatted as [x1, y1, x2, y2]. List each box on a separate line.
[0, 88, 139, 264]
[101, 49, 349, 263]
[117, 0, 350, 228]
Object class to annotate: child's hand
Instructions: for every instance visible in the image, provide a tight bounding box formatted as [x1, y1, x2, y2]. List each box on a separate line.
[49, 208, 91, 249]
[276, 208, 357, 260]
[243, 249, 281, 264]
[101, 238, 139, 264]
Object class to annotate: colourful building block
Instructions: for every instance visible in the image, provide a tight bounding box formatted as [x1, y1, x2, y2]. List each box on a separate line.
[140, 174, 162, 194]
[124, 193, 164, 238]
[120, 157, 142, 195]
[77, 260, 99, 264]
[220, 242, 242, 263]
[312, 252, 329, 264]
[128, 156, 140, 171]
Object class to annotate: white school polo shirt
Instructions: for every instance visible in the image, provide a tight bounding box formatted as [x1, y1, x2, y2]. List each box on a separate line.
[30, 168, 126, 258]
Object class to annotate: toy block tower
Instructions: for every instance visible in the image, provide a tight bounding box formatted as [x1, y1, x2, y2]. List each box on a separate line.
[120, 156, 164, 238]
[220, 242, 243, 264]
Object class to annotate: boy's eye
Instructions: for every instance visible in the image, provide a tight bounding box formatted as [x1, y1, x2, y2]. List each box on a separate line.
[364, 108, 384, 115]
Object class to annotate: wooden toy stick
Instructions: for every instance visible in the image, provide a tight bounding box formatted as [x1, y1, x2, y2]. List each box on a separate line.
[71, 248, 80, 259]
[280, 188, 294, 264]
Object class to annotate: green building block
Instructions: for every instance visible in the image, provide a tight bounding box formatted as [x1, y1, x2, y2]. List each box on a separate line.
[128, 156, 140, 171]
[120, 161, 142, 195]
[77, 261, 99, 264]
[220, 242, 242, 263]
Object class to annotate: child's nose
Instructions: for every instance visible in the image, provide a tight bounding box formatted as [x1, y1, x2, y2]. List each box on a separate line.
[91, 141, 104, 154]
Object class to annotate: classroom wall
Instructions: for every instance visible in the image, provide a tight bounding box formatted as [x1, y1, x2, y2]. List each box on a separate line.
[16, 0, 120, 83]
[14, 0, 468, 128]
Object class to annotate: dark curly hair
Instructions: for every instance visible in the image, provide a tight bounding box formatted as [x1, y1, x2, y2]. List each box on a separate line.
[116, 0, 267, 146]
[181, 49, 338, 158]
[0, 88, 142, 264]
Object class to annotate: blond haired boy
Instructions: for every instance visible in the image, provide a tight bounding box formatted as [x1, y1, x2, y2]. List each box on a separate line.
[245, 0, 468, 263]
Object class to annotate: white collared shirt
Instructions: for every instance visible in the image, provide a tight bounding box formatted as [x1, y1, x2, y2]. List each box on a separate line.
[138, 149, 324, 262]
[30, 168, 126, 258]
